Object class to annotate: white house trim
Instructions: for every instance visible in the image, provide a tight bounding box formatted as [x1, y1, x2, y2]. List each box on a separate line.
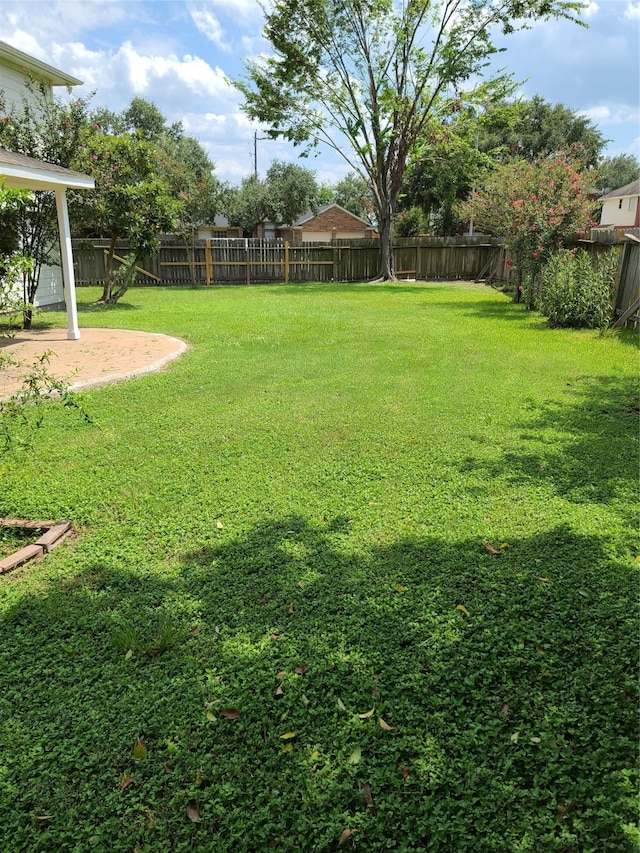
[1, 147, 94, 340]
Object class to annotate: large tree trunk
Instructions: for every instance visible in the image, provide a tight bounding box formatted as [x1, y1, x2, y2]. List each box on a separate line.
[100, 232, 119, 303]
[375, 194, 396, 281]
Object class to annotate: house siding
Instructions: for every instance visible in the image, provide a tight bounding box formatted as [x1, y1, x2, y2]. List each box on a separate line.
[0, 58, 63, 307]
[290, 206, 376, 243]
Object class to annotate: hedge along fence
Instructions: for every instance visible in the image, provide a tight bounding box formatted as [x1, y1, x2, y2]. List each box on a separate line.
[71, 235, 502, 287]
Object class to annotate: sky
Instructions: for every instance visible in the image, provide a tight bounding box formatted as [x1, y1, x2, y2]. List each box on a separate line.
[1, 0, 638, 187]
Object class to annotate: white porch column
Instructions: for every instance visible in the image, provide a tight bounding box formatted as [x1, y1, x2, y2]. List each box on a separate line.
[55, 188, 80, 340]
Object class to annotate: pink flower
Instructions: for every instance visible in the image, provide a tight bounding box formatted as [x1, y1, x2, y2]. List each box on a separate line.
[532, 251, 540, 259]
[532, 194, 537, 201]
[93, 123, 100, 130]
[1, 116, 9, 123]
[113, 165, 120, 171]
[92, 154, 98, 160]
[506, 258, 514, 268]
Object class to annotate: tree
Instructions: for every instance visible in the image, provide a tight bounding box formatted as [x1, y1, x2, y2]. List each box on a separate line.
[226, 160, 319, 234]
[331, 172, 374, 222]
[595, 154, 639, 193]
[72, 131, 180, 303]
[236, 0, 586, 281]
[0, 81, 92, 327]
[400, 119, 494, 234]
[457, 153, 597, 305]
[478, 96, 606, 167]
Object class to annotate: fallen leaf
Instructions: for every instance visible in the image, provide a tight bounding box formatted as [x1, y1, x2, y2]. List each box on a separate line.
[204, 700, 220, 708]
[536, 646, 544, 656]
[358, 708, 375, 719]
[298, 581, 305, 589]
[275, 685, 284, 699]
[220, 708, 241, 720]
[280, 731, 296, 740]
[348, 746, 362, 764]
[132, 738, 147, 760]
[301, 694, 309, 706]
[288, 602, 295, 614]
[337, 698, 346, 711]
[215, 625, 221, 634]
[120, 775, 135, 791]
[500, 703, 510, 715]
[310, 750, 320, 760]
[206, 710, 216, 721]
[530, 736, 541, 744]
[294, 665, 309, 675]
[456, 604, 470, 617]
[185, 802, 201, 823]
[394, 584, 407, 593]
[271, 632, 282, 640]
[276, 670, 287, 679]
[359, 781, 376, 815]
[535, 576, 549, 583]
[282, 742, 293, 752]
[35, 815, 53, 822]
[280, 710, 289, 721]
[500, 543, 510, 549]
[216, 521, 224, 529]
[124, 649, 133, 660]
[188, 626, 201, 635]
[510, 732, 520, 743]
[483, 540, 501, 555]
[379, 717, 396, 731]
[338, 828, 356, 847]
[163, 762, 172, 774]
[401, 764, 410, 779]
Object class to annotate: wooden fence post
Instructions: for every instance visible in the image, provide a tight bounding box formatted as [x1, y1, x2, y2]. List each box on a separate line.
[245, 239, 250, 285]
[205, 239, 213, 285]
[284, 241, 290, 284]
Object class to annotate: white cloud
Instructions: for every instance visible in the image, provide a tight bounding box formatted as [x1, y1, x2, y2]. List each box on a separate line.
[624, 2, 640, 19]
[583, 2, 599, 18]
[579, 103, 640, 126]
[188, 8, 228, 51]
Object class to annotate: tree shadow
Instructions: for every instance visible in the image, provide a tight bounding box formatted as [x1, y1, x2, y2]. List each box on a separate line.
[462, 374, 639, 508]
[0, 517, 636, 851]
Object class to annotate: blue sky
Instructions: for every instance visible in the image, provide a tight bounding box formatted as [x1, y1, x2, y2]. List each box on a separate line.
[1, 0, 638, 186]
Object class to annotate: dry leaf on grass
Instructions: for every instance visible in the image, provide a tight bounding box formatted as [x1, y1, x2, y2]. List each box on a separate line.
[120, 775, 135, 791]
[185, 802, 201, 823]
[379, 717, 396, 731]
[220, 708, 241, 720]
[339, 828, 356, 847]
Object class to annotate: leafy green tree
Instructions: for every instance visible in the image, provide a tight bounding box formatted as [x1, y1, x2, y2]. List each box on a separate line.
[226, 161, 319, 234]
[457, 153, 597, 305]
[400, 121, 494, 235]
[595, 154, 639, 193]
[331, 173, 373, 222]
[395, 206, 429, 237]
[0, 81, 92, 327]
[236, 0, 586, 281]
[479, 96, 606, 167]
[73, 131, 180, 303]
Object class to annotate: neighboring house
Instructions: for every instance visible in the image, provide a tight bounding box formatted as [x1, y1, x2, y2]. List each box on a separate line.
[196, 214, 243, 240]
[0, 41, 93, 339]
[277, 203, 377, 243]
[597, 179, 640, 231]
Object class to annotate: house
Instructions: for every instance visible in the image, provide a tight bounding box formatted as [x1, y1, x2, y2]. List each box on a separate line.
[274, 203, 377, 243]
[196, 214, 243, 240]
[597, 179, 640, 231]
[0, 41, 94, 339]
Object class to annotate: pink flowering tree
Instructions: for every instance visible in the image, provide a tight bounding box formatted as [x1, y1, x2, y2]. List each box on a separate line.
[457, 153, 597, 305]
[72, 130, 180, 303]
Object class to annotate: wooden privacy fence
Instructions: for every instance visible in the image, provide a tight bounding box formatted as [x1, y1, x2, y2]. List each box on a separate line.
[71, 236, 500, 287]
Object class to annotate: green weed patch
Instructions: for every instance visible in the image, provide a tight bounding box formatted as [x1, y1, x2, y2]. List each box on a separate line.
[0, 282, 637, 852]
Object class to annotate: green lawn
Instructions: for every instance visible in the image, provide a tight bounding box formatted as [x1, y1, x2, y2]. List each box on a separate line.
[0, 282, 638, 852]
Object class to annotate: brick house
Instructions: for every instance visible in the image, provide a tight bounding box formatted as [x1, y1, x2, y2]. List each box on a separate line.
[275, 203, 377, 243]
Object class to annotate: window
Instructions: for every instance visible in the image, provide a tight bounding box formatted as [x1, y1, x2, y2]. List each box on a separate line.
[618, 199, 623, 209]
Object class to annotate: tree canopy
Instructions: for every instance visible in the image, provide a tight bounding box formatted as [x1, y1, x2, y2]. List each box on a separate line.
[237, 0, 586, 280]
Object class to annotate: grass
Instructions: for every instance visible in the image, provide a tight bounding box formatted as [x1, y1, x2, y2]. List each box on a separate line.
[0, 281, 637, 852]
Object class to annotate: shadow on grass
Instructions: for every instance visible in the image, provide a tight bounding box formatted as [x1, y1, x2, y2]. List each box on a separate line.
[0, 518, 637, 852]
[463, 374, 639, 508]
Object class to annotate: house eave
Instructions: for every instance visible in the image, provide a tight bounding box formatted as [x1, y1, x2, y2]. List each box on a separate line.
[0, 40, 82, 87]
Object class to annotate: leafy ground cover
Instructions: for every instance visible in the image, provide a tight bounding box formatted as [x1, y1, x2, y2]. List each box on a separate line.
[0, 282, 637, 852]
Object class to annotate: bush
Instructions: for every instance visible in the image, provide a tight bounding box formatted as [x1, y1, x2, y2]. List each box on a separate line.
[537, 248, 618, 330]
[394, 206, 429, 236]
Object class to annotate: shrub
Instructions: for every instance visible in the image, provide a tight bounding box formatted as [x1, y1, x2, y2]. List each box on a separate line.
[395, 206, 429, 237]
[537, 248, 618, 330]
